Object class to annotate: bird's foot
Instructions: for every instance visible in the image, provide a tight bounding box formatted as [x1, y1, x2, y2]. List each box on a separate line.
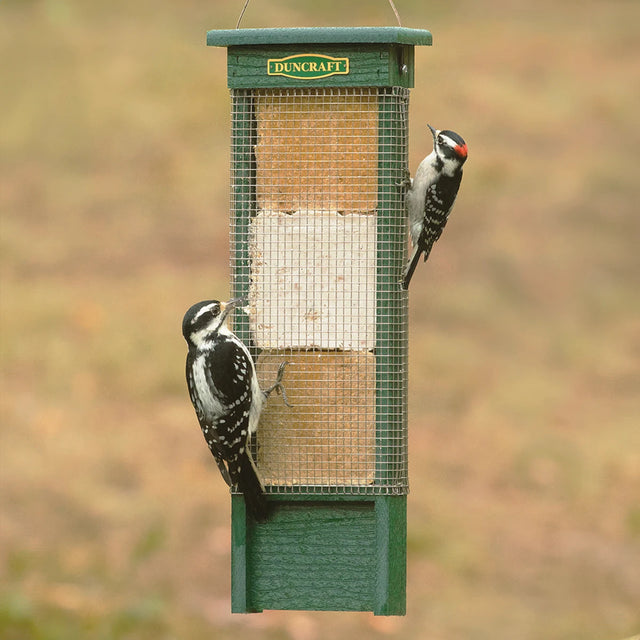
[264, 361, 293, 407]
[396, 169, 412, 189]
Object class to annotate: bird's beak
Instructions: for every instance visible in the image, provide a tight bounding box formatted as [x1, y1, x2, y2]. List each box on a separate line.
[225, 296, 248, 309]
[220, 297, 247, 322]
[427, 123, 438, 143]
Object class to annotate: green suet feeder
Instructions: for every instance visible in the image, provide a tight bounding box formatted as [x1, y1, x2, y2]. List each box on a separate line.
[207, 26, 432, 615]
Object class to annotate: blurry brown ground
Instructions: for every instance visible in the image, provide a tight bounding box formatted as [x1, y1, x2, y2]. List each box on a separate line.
[1, 1, 639, 638]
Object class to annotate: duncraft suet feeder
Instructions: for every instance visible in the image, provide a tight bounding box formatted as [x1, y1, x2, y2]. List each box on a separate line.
[207, 26, 432, 615]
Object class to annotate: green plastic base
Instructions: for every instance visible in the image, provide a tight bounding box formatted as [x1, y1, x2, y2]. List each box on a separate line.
[231, 495, 406, 615]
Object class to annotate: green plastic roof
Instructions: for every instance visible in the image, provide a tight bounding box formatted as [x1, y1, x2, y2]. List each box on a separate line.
[207, 26, 432, 47]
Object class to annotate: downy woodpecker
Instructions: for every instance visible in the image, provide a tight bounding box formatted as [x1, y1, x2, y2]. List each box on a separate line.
[402, 124, 468, 290]
[182, 298, 289, 522]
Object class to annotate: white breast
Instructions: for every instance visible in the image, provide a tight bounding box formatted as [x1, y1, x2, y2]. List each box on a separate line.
[191, 354, 224, 419]
[406, 151, 438, 246]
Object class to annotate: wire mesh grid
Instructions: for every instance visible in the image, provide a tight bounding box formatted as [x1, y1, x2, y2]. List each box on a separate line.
[230, 87, 409, 495]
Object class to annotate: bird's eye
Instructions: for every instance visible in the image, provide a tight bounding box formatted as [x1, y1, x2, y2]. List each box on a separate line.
[437, 136, 444, 145]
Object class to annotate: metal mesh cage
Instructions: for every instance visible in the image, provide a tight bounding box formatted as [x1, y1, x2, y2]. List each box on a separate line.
[230, 87, 409, 496]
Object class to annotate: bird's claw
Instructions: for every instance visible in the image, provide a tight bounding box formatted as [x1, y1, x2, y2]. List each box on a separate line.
[264, 361, 293, 408]
[396, 169, 412, 189]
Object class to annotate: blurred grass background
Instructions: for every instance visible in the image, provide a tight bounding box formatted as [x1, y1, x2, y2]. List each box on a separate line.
[1, 0, 639, 638]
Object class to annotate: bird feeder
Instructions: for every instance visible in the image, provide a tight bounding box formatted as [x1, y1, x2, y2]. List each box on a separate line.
[207, 26, 432, 615]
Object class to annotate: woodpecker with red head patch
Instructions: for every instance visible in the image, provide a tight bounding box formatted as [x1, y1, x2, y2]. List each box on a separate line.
[402, 124, 468, 290]
[182, 298, 289, 522]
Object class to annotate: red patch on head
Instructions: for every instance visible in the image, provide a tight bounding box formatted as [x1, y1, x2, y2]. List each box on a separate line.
[455, 143, 468, 159]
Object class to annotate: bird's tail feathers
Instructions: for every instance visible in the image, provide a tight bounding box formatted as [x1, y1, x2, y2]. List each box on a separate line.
[422, 242, 434, 262]
[214, 455, 232, 487]
[402, 245, 422, 290]
[233, 450, 269, 522]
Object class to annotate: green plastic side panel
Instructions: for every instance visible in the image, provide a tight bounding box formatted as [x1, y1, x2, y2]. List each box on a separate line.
[231, 496, 250, 613]
[226, 44, 414, 89]
[230, 92, 254, 337]
[376, 91, 409, 488]
[231, 496, 406, 614]
[374, 495, 407, 615]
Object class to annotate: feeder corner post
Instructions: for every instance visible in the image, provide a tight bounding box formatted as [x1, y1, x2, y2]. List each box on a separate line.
[207, 26, 432, 616]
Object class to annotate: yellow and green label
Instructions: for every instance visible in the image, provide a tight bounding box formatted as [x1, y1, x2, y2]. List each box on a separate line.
[267, 54, 349, 79]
